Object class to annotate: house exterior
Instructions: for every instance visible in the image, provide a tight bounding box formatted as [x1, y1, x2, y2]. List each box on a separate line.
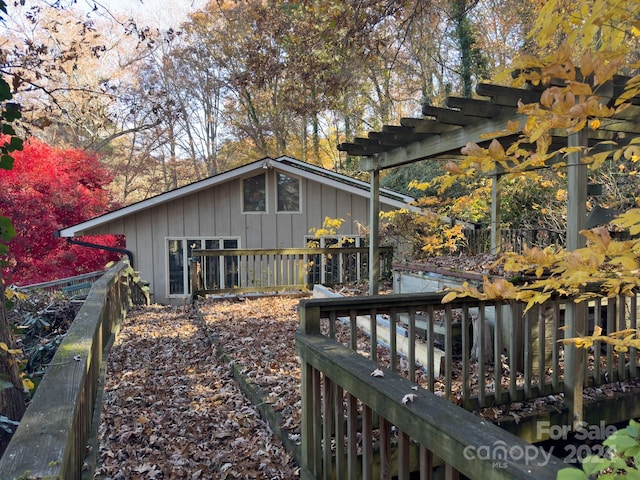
[58, 156, 415, 304]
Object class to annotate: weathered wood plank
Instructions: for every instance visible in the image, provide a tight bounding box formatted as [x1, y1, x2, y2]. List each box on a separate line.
[295, 333, 570, 479]
[0, 261, 141, 480]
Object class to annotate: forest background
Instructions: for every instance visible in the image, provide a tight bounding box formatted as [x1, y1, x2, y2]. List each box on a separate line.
[0, 0, 548, 283]
[0, 0, 638, 285]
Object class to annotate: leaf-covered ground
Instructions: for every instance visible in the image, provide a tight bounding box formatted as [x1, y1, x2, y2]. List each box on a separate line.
[95, 290, 635, 478]
[95, 303, 299, 479]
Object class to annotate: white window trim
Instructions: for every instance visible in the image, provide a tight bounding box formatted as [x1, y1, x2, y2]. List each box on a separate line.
[241, 173, 269, 214]
[275, 171, 303, 214]
[166, 236, 241, 298]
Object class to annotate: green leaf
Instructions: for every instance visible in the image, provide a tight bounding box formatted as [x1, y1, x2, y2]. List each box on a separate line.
[581, 455, 608, 476]
[605, 432, 638, 453]
[3, 102, 21, 122]
[0, 153, 14, 170]
[626, 445, 640, 457]
[0, 216, 15, 242]
[0, 77, 10, 100]
[7, 136, 23, 152]
[556, 467, 588, 480]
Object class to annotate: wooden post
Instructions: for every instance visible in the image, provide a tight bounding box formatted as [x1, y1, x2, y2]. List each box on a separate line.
[490, 169, 503, 253]
[565, 129, 588, 428]
[369, 166, 380, 295]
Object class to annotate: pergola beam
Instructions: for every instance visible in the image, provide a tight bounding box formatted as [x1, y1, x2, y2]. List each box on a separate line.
[360, 112, 527, 171]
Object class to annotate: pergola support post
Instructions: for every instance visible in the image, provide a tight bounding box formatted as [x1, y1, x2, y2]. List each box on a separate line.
[369, 167, 380, 296]
[564, 129, 589, 428]
[490, 170, 503, 254]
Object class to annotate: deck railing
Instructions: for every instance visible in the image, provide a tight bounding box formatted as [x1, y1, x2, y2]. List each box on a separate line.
[296, 294, 572, 479]
[190, 246, 393, 297]
[463, 228, 565, 254]
[0, 260, 149, 480]
[16, 269, 107, 295]
[295, 291, 640, 478]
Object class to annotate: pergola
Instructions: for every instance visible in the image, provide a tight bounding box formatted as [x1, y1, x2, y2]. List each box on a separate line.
[339, 77, 640, 425]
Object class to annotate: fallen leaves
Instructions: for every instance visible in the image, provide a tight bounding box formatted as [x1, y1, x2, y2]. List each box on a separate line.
[96, 304, 299, 479]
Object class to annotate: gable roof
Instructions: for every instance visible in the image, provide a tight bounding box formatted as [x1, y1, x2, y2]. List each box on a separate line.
[57, 156, 416, 237]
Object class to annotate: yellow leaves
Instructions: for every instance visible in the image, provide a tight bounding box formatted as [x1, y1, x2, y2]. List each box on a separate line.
[612, 209, 640, 236]
[408, 179, 429, 191]
[22, 377, 34, 391]
[461, 142, 483, 157]
[488, 139, 506, 162]
[580, 227, 611, 251]
[4, 287, 27, 302]
[0, 342, 21, 356]
[555, 189, 567, 202]
[580, 51, 594, 78]
[481, 276, 519, 300]
[563, 327, 640, 354]
[506, 120, 521, 133]
[624, 145, 640, 162]
[542, 60, 575, 82]
[308, 216, 345, 237]
[615, 75, 640, 106]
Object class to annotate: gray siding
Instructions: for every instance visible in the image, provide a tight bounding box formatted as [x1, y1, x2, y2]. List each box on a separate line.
[76, 167, 401, 304]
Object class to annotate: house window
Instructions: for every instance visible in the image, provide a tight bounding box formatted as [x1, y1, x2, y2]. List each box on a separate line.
[243, 173, 266, 212]
[305, 236, 362, 285]
[276, 172, 300, 212]
[167, 237, 239, 296]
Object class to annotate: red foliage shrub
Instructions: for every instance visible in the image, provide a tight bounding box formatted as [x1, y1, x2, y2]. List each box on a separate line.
[0, 138, 123, 285]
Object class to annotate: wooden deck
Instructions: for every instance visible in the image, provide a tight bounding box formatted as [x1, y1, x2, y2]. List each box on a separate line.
[4, 256, 638, 479]
[295, 291, 640, 478]
[190, 246, 393, 297]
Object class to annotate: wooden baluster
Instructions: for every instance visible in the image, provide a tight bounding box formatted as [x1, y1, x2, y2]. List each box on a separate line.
[379, 417, 391, 480]
[362, 404, 373, 480]
[347, 393, 359, 479]
[398, 430, 410, 480]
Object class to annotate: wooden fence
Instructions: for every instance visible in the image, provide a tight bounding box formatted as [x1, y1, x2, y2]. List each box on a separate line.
[294, 291, 640, 478]
[190, 246, 393, 297]
[463, 228, 565, 254]
[0, 260, 149, 480]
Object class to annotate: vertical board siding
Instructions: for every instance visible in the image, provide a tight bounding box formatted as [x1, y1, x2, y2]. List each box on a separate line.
[151, 204, 169, 303]
[72, 165, 409, 304]
[198, 189, 215, 235]
[183, 193, 200, 236]
[214, 183, 232, 236]
[167, 197, 185, 237]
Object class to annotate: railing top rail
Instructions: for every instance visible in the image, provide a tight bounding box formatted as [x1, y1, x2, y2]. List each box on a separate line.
[16, 269, 107, 291]
[299, 290, 468, 311]
[192, 246, 393, 256]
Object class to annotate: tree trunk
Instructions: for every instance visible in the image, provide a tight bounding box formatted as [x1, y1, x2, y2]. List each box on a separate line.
[0, 274, 26, 454]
